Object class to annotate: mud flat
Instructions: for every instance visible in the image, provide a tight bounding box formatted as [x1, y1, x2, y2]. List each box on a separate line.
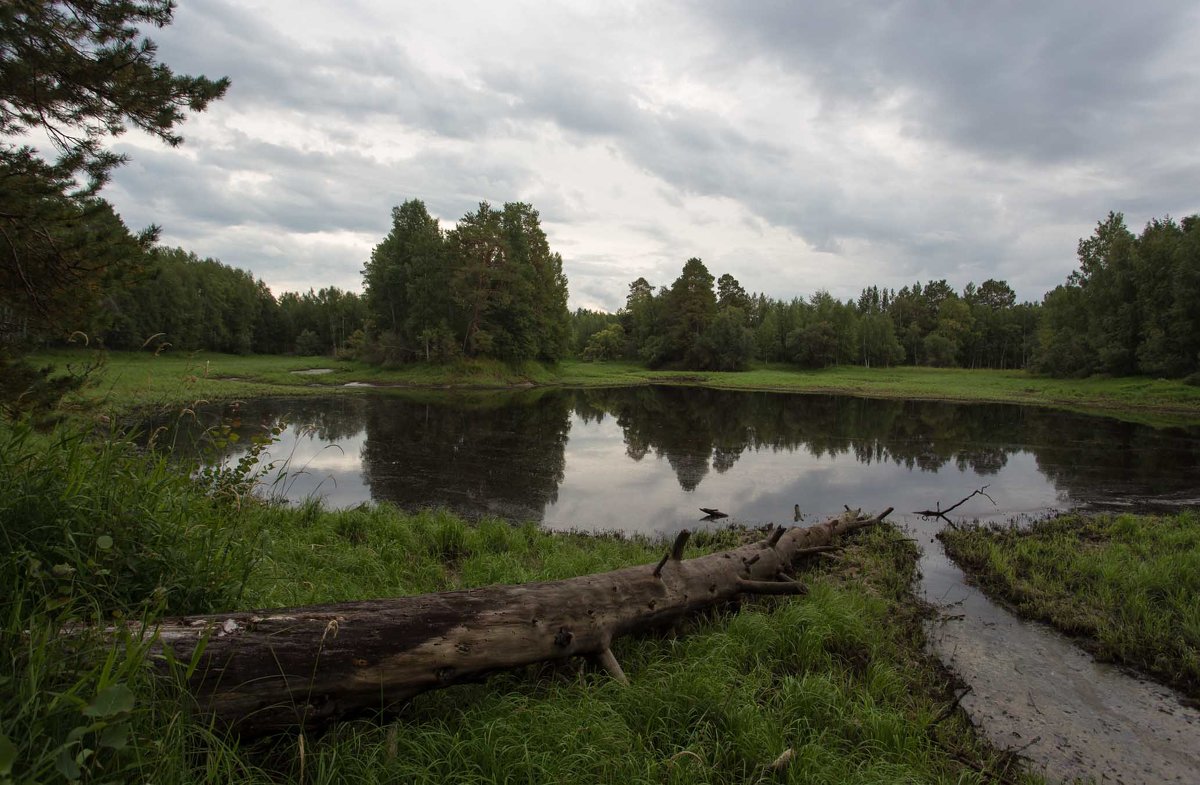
[909, 513, 1200, 783]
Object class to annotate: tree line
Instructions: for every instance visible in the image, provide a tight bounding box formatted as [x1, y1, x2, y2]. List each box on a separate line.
[573, 259, 1038, 372]
[65, 197, 574, 363]
[77, 247, 366, 357]
[572, 211, 1199, 380]
[33, 207, 1200, 387]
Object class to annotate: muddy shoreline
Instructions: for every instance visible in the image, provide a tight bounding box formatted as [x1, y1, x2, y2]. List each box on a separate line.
[907, 512, 1200, 783]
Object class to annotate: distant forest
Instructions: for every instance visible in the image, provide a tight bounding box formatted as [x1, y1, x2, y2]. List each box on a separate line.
[24, 205, 1200, 380]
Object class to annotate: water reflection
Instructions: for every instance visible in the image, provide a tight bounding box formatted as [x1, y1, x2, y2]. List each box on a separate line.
[359, 390, 570, 521]
[152, 387, 1200, 533]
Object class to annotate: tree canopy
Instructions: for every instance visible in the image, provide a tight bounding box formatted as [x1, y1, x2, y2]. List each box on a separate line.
[1, 0, 229, 187]
[361, 199, 571, 364]
[1, 0, 228, 414]
[1035, 212, 1200, 379]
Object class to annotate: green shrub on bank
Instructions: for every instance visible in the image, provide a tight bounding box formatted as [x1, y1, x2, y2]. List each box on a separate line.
[0, 425, 259, 618]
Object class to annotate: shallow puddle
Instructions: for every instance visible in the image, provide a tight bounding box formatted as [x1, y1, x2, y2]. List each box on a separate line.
[910, 513, 1200, 783]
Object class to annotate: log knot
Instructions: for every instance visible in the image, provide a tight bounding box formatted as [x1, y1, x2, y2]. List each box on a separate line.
[554, 627, 573, 648]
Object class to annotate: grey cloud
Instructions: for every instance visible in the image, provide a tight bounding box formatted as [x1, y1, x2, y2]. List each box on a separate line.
[489, 66, 639, 139]
[693, 1, 1199, 165]
[158, 0, 507, 139]
[111, 127, 534, 237]
[103, 1, 1200, 306]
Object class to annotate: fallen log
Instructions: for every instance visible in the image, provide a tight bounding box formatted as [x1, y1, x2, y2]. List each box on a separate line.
[145, 507, 892, 736]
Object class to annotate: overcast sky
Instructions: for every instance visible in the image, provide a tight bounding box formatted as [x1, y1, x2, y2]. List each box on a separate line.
[103, 0, 1200, 312]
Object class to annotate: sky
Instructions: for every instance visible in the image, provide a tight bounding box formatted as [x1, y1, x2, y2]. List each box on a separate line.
[102, 0, 1200, 312]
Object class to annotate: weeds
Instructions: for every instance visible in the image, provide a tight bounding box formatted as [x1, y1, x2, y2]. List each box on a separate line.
[0, 423, 262, 783]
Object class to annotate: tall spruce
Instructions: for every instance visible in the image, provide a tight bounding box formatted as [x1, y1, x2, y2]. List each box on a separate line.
[362, 199, 447, 359]
[664, 257, 717, 366]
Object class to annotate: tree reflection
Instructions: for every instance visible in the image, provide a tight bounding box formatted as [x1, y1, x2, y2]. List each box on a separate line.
[571, 388, 1199, 504]
[141, 396, 369, 459]
[149, 388, 1200, 517]
[359, 389, 571, 520]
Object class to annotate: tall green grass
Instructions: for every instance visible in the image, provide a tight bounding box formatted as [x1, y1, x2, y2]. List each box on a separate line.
[941, 512, 1200, 698]
[0, 424, 263, 783]
[225, 522, 1026, 785]
[0, 423, 1035, 783]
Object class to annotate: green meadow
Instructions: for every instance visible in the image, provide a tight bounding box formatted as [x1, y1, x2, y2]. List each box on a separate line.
[34, 348, 1200, 426]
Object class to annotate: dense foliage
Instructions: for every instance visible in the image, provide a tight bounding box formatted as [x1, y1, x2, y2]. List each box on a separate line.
[81, 247, 365, 355]
[588, 258, 1039, 373]
[1035, 213, 1200, 379]
[67, 208, 1200, 383]
[362, 199, 570, 363]
[575, 210, 1198, 378]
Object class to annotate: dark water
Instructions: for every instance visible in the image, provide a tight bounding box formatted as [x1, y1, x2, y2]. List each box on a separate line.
[154, 386, 1200, 532]
[153, 387, 1200, 782]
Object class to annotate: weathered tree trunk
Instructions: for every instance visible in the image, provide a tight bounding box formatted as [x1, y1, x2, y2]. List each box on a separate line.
[148, 507, 892, 736]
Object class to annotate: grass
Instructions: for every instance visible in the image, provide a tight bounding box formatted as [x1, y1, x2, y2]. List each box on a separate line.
[199, 514, 1035, 784]
[940, 512, 1200, 699]
[0, 421, 1040, 784]
[29, 348, 1200, 425]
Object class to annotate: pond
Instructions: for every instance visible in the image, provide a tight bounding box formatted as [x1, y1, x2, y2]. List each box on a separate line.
[150, 386, 1200, 781]
[152, 386, 1200, 531]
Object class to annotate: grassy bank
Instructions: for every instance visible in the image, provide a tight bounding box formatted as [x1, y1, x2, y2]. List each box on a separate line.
[30, 348, 1200, 424]
[0, 424, 1038, 784]
[940, 513, 1200, 699]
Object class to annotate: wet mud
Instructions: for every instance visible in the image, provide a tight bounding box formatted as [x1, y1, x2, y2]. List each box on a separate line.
[911, 514, 1200, 783]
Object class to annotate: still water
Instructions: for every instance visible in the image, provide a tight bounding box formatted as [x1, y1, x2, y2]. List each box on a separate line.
[156, 386, 1200, 531]
[155, 387, 1200, 782]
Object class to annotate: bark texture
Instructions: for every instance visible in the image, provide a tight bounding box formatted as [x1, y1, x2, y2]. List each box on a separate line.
[147, 507, 892, 735]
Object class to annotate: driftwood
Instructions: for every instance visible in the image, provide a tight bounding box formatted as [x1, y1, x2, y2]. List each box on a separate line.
[914, 486, 996, 522]
[144, 507, 893, 736]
